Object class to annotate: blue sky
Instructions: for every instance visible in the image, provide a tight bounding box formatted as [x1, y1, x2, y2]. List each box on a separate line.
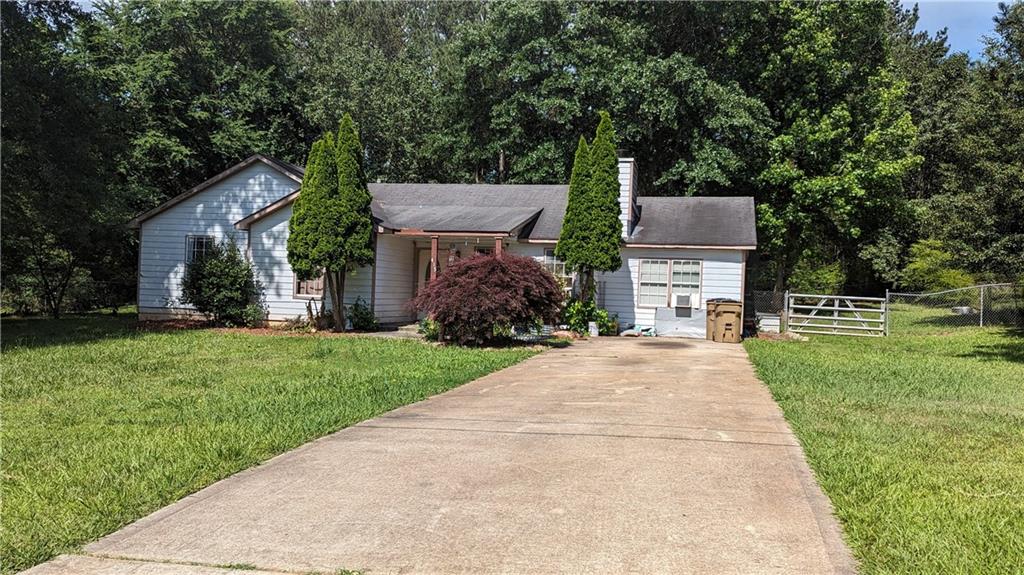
[903, 1, 1003, 58]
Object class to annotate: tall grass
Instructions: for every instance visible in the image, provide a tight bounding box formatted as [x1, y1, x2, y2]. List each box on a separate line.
[745, 328, 1024, 574]
[1, 316, 535, 573]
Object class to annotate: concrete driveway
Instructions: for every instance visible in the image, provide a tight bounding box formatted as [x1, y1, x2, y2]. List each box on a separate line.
[28, 338, 855, 575]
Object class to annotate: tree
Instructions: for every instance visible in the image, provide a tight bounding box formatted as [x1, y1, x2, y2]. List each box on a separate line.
[554, 136, 591, 290]
[899, 240, 974, 292]
[412, 254, 564, 346]
[287, 114, 375, 331]
[733, 1, 922, 292]
[556, 112, 623, 303]
[1, 1, 120, 317]
[441, 1, 770, 189]
[180, 238, 264, 326]
[924, 2, 1024, 281]
[81, 0, 308, 215]
[294, 1, 481, 182]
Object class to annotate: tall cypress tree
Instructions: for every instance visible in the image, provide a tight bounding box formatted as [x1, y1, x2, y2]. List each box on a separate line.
[331, 113, 376, 329]
[555, 135, 591, 281]
[288, 113, 375, 331]
[288, 134, 335, 281]
[588, 110, 624, 273]
[557, 112, 622, 303]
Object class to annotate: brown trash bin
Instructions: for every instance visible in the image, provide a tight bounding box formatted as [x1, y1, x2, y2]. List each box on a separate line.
[713, 301, 743, 343]
[705, 301, 719, 340]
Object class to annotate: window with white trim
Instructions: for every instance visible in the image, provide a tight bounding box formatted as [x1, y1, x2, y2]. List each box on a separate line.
[542, 248, 574, 292]
[186, 235, 214, 263]
[294, 273, 324, 298]
[638, 259, 701, 307]
[671, 259, 701, 303]
[638, 259, 669, 306]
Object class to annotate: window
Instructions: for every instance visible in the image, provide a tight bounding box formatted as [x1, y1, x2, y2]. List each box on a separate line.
[294, 273, 324, 298]
[638, 259, 669, 306]
[671, 259, 701, 302]
[186, 235, 214, 263]
[638, 259, 701, 307]
[542, 248, 574, 292]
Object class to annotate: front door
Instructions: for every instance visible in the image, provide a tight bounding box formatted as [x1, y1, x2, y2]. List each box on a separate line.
[416, 248, 449, 295]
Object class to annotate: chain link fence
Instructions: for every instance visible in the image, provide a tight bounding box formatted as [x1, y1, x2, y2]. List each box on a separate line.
[747, 284, 1023, 337]
[746, 290, 786, 333]
[887, 284, 1023, 335]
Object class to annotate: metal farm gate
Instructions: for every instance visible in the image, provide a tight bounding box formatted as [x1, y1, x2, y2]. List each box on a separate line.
[784, 292, 888, 337]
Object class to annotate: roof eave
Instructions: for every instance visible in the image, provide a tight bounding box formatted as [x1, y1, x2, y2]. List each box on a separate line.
[234, 189, 301, 230]
[130, 154, 302, 229]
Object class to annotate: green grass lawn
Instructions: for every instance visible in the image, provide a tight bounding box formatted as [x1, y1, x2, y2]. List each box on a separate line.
[744, 328, 1024, 574]
[0, 316, 536, 573]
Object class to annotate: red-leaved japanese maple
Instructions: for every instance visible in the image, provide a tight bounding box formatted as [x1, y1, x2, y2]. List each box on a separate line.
[411, 253, 564, 345]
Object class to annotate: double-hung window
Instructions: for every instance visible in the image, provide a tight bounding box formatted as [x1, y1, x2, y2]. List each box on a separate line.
[638, 258, 701, 307]
[671, 259, 701, 302]
[542, 248, 574, 292]
[638, 259, 670, 306]
[186, 235, 215, 263]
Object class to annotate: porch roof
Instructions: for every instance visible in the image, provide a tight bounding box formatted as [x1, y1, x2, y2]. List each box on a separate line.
[375, 204, 542, 235]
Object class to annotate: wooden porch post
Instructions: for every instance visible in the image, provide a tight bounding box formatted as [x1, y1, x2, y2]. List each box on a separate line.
[494, 236, 503, 258]
[429, 235, 439, 281]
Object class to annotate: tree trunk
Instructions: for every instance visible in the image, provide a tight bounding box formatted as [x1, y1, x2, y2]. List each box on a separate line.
[337, 271, 347, 332]
[579, 268, 595, 303]
[326, 269, 346, 332]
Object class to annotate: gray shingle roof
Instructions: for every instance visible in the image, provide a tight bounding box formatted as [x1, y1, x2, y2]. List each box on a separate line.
[374, 203, 542, 234]
[368, 183, 567, 239]
[629, 196, 757, 247]
[228, 157, 756, 247]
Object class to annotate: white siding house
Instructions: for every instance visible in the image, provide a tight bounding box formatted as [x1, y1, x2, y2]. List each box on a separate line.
[132, 153, 755, 338]
[135, 157, 301, 318]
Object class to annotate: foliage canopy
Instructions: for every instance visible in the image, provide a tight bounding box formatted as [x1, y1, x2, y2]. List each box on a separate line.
[3, 0, 1022, 318]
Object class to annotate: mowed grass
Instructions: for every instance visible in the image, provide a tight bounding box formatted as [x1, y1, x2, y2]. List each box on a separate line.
[0, 316, 536, 573]
[744, 328, 1024, 574]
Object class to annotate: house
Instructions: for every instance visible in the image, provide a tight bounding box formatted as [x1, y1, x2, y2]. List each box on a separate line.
[130, 154, 756, 338]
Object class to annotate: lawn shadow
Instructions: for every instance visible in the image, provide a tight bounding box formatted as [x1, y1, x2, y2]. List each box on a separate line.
[960, 329, 1024, 363]
[0, 315, 205, 350]
[502, 336, 572, 349]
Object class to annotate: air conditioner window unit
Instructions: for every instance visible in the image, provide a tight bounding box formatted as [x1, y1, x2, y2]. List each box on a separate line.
[672, 293, 691, 308]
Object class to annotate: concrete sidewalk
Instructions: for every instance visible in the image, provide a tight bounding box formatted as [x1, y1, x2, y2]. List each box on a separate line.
[27, 338, 856, 575]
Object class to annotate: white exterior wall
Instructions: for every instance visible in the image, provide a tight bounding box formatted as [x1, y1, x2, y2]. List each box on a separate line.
[511, 242, 745, 338]
[138, 163, 299, 316]
[373, 233, 416, 324]
[249, 207, 413, 323]
[599, 247, 745, 336]
[617, 158, 637, 239]
[248, 204, 372, 321]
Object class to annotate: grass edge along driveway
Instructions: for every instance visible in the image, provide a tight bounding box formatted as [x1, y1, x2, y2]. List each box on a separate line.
[1, 316, 537, 574]
[744, 328, 1024, 575]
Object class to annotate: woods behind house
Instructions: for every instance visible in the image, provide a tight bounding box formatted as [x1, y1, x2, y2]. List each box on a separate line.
[3, 0, 1022, 316]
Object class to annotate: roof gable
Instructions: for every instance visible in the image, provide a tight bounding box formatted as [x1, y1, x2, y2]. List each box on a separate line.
[128, 154, 303, 228]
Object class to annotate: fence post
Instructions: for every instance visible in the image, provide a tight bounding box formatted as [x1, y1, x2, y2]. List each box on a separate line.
[980, 285, 985, 327]
[782, 290, 790, 332]
[884, 289, 890, 337]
